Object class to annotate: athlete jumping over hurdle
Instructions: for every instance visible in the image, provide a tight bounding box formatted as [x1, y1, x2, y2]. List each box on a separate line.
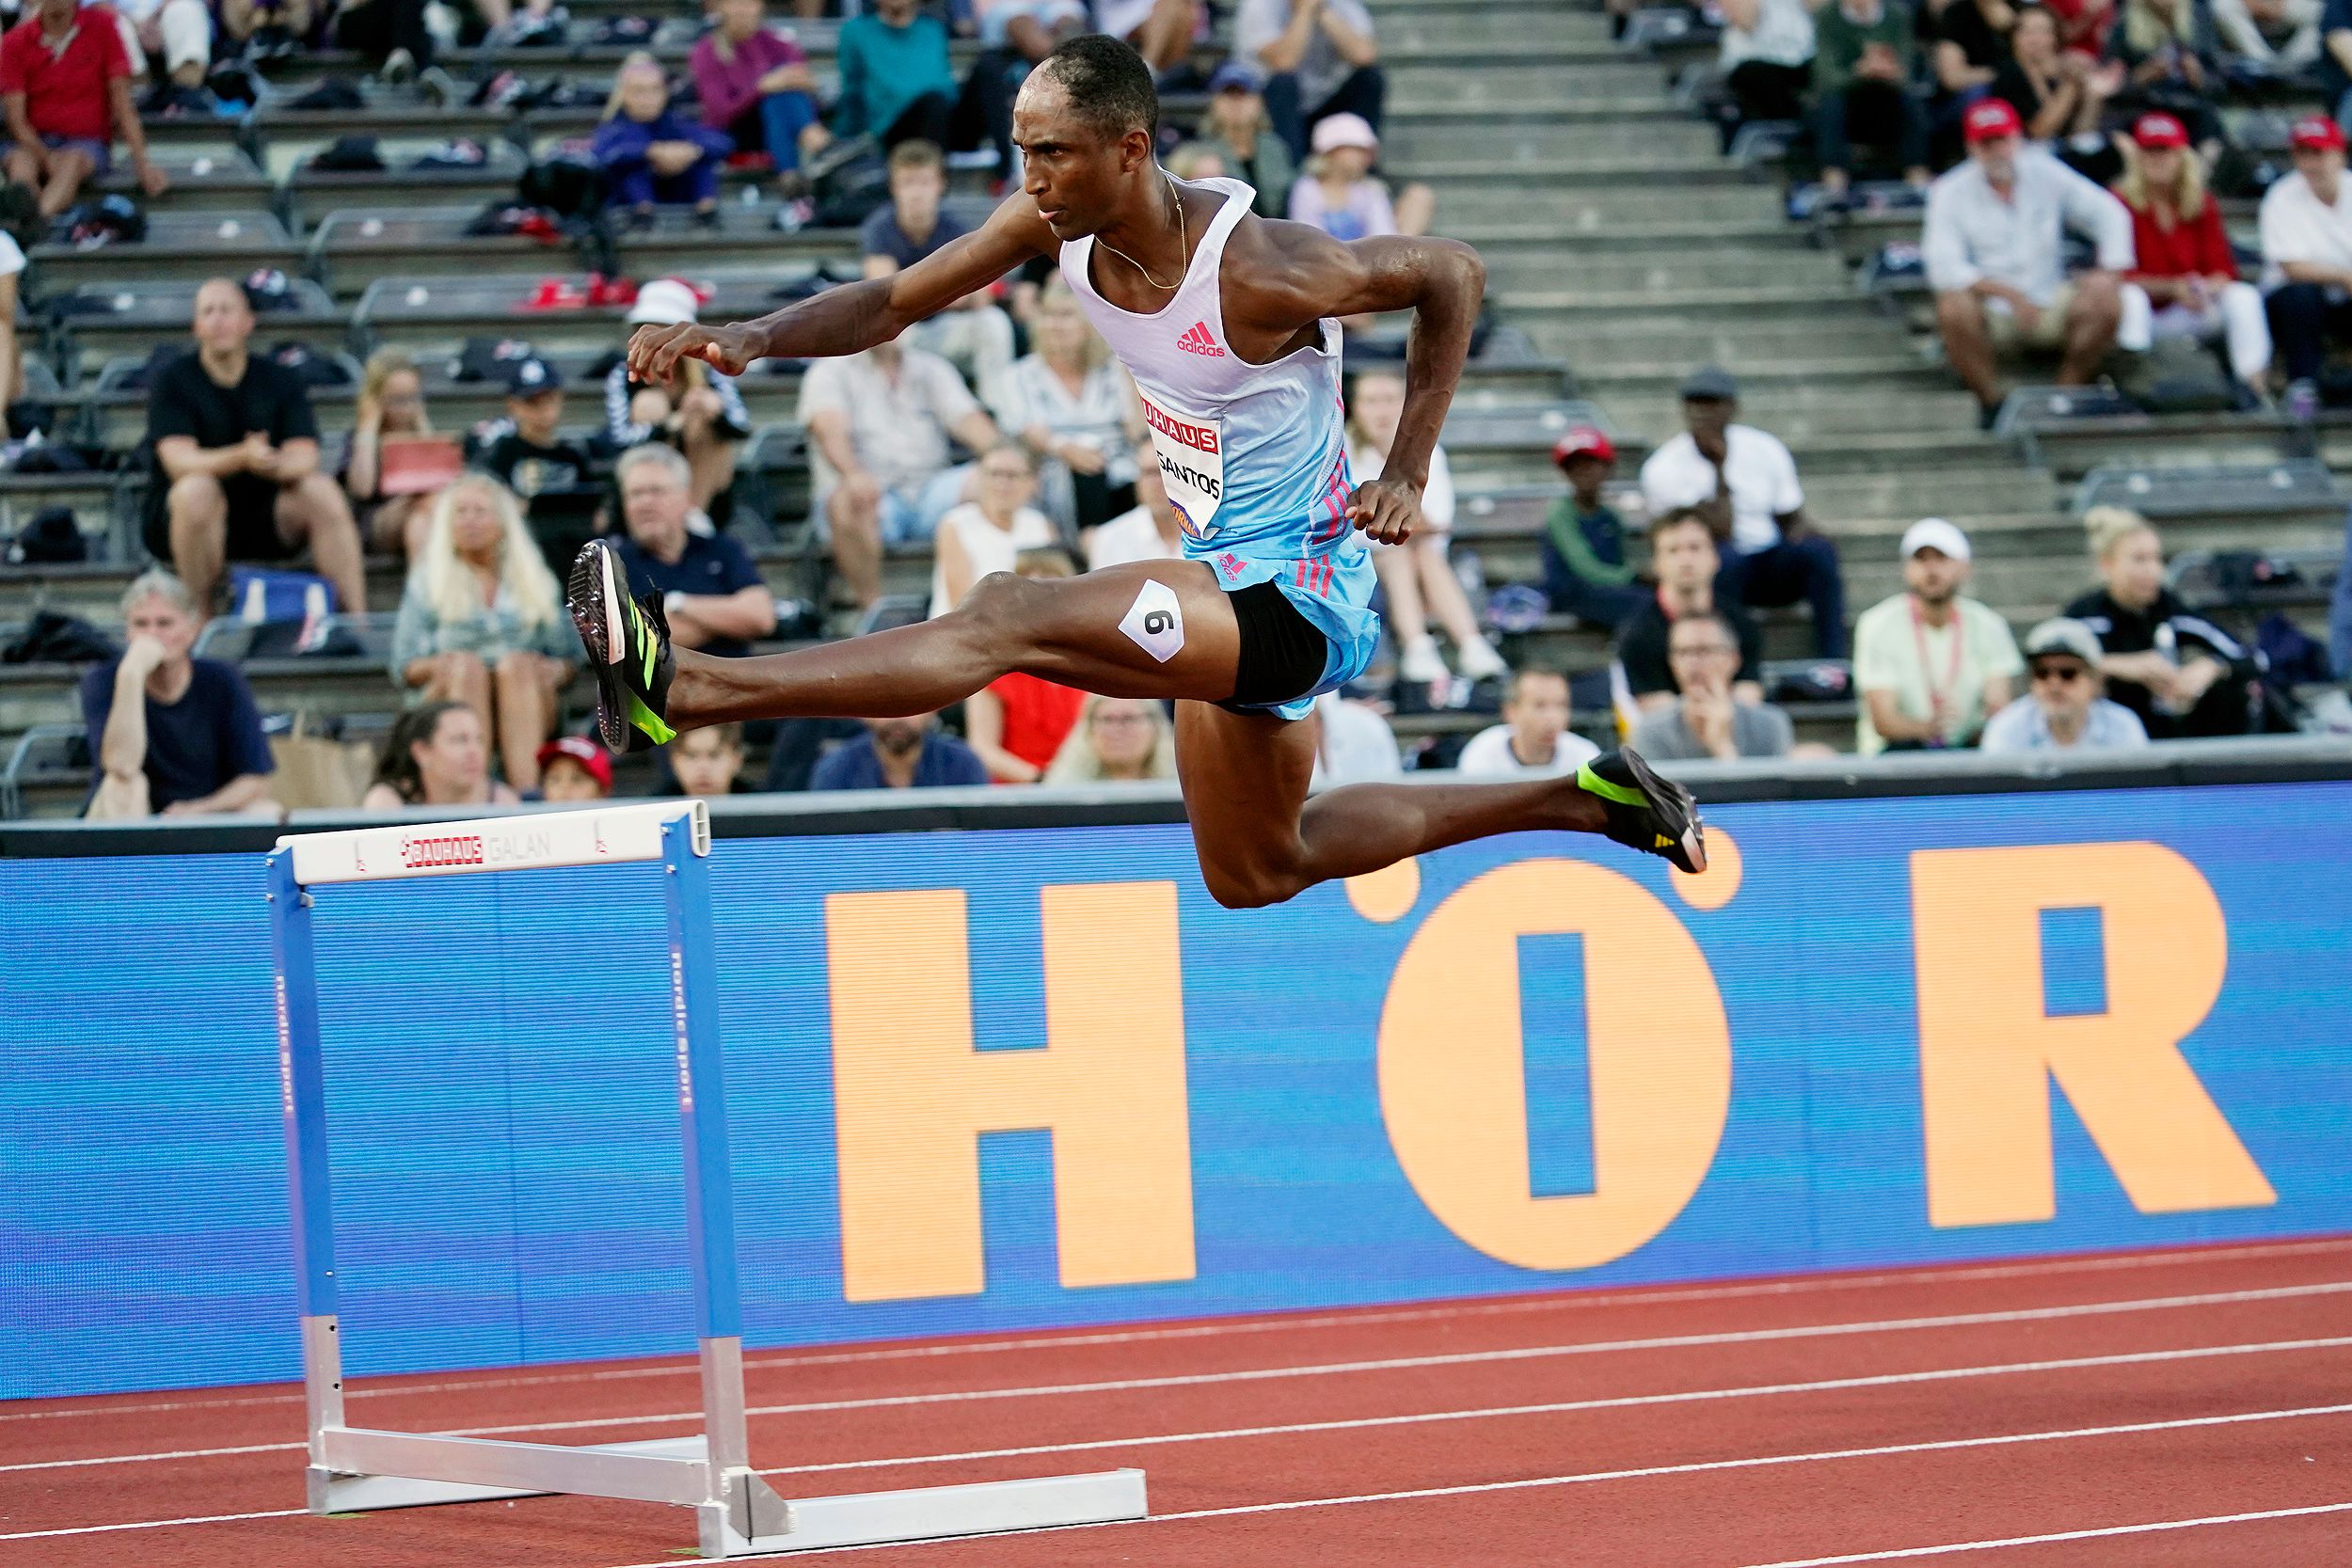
[573, 35, 1704, 909]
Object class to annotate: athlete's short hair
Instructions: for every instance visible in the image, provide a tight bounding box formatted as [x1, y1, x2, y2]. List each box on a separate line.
[1037, 33, 1159, 143]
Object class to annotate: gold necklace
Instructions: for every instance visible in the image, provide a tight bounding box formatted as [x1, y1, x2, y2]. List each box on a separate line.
[1094, 172, 1188, 293]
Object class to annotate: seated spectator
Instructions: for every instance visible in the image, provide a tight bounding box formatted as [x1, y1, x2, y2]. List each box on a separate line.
[143, 277, 366, 616]
[593, 53, 733, 230]
[834, 0, 958, 150]
[2259, 116, 2352, 418]
[2105, 0, 2222, 152]
[2049, 0, 2119, 55]
[0, 0, 165, 217]
[691, 0, 828, 190]
[111, 0, 210, 101]
[1852, 517, 2024, 752]
[1456, 667, 1599, 777]
[1095, 0, 1204, 74]
[965, 546, 1087, 783]
[1991, 5, 2121, 162]
[535, 734, 613, 801]
[469, 356, 594, 506]
[1812, 0, 1931, 198]
[973, 0, 1089, 65]
[1346, 365, 1502, 683]
[2211, 0, 2321, 75]
[865, 139, 1019, 398]
[607, 280, 751, 514]
[613, 444, 776, 658]
[811, 710, 990, 789]
[1629, 610, 1799, 761]
[1924, 98, 2132, 427]
[2114, 112, 2271, 397]
[1044, 693, 1179, 782]
[389, 475, 579, 793]
[1981, 615, 2152, 750]
[1200, 61, 1295, 217]
[1919, 0, 2011, 150]
[990, 278, 1142, 535]
[1087, 435, 1184, 567]
[1717, 0, 1817, 153]
[1239, 0, 1385, 163]
[931, 443, 1057, 617]
[218, 0, 314, 53]
[344, 348, 441, 559]
[328, 0, 436, 83]
[1288, 114, 1432, 241]
[2067, 505, 2254, 736]
[799, 340, 1000, 607]
[360, 700, 519, 810]
[81, 571, 275, 820]
[1638, 365, 1847, 657]
[2335, 501, 2352, 680]
[1309, 689, 1403, 785]
[1541, 425, 1644, 632]
[1616, 508, 1768, 712]
[671, 722, 746, 798]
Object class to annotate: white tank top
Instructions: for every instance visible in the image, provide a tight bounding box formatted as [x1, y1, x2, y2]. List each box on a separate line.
[1059, 176, 1351, 561]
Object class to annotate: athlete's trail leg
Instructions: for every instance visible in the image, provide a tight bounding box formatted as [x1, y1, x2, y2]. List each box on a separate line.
[1176, 702, 1607, 910]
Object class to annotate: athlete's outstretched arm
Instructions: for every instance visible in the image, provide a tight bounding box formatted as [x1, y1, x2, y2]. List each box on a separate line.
[626, 197, 1056, 382]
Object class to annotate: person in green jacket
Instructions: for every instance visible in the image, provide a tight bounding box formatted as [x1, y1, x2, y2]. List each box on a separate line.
[835, 0, 959, 149]
[1811, 0, 1931, 197]
[1541, 426, 1645, 629]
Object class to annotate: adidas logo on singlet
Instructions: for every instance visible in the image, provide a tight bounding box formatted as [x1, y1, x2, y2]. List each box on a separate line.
[1176, 321, 1226, 357]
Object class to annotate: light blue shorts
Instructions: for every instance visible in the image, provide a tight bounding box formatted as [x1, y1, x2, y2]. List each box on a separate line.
[1200, 539, 1383, 721]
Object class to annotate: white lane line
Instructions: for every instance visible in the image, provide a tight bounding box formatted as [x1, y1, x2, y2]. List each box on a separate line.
[0, 1508, 308, 1542]
[1734, 1501, 2352, 1565]
[16, 1280, 2349, 1473]
[579, 1403, 2352, 1565]
[749, 1334, 2352, 1477]
[9, 1237, 2345, 1426]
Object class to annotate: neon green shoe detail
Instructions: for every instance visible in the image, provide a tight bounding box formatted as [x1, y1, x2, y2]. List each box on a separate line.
[624, 691, 677, 746]
[1576, 759, 1648, 808]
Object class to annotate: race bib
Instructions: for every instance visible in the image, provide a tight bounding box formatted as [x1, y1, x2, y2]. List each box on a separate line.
[1139, 389, 1224, 542]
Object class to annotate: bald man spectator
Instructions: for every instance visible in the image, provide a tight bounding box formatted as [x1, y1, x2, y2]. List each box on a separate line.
[142, 278, 365, 615]
[0, 0, 167, 217]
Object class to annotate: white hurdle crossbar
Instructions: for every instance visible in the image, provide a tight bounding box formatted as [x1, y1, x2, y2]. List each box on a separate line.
[266, 801, 1146, 1557]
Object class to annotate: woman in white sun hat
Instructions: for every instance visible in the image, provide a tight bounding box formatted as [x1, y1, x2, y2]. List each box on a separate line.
[604, 277, 752, 512]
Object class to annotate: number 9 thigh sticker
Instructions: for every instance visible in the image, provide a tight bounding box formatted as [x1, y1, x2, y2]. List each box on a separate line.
[1139, 389, 1223, 541]
[1119, 578, 1186, 662]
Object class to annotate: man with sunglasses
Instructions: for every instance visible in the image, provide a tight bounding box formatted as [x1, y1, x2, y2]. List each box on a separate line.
[1981, 617, 2149, 752]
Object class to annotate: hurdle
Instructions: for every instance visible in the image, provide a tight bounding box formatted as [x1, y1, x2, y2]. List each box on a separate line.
[265, 800, 1147, 1558]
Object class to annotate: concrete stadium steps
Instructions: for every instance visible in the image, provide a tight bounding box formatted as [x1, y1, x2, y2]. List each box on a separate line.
[1371, 1, 1616, 47]
[1380, 112, 1719, 165]
[1598, 388, 1986, 442]
[1432, 182, 1787, 228]
[1514, 313, 1918, 369]
[1486, 254, 1850, 296]
[1451, 431, 2020, 490]
[1451, 220, 1815, 264]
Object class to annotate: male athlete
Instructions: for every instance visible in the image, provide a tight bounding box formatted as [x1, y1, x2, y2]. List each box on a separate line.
[575, 36, 1704, 908]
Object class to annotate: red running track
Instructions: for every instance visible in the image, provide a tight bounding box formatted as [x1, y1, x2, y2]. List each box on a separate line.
[4, 1238, 2350, 1567]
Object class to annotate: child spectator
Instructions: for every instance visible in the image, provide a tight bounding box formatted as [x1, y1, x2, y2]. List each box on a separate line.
[1980, 616, 2150, 751]
[606, 279, 752, 513]
[1851, 517, 2024, 752]
[2258, 115, 2352, 416]
[535, 735, 614, 801]
[1812, 0, 1931, 199]
[1043, 694, 1179, 782]
[469, 356, 594, 507]
[963, 546, 1087, 783]
[81, 571, 276, 819]
[2114, 111, 2271, 397]
[1287, 113, 1431, 241]
[1541, 426, 1645, 631]
[361, 701, 521, 809]
[1346, 365, 1502, 684]
[389, 474, 579, 793]
[344, 348, 441, 559]
[593, 53, 733, 230]
[990, 278, 1142, 535]
[834, 0, 957, 150]
[1086, 435, 1184, 567]
[1200, 61, 1295, 218]
[670, 722, 747, 799]
[930, 443, 1057, 618]
[1455, 667, 1599, 776]
[691, 0, 828, 189]
[0, 0, 166, 217]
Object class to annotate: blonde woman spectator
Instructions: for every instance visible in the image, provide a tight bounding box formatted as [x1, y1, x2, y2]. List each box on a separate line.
[2064, 505, 2252, 737]
[964, 546, 1087, 783]
[344, 348, 440, 558]
[1287, 113, 1431, 241]
[1346, 366, 1503, 684]
[1200, 62, 1295, 217]
[2114, 112, 2270, 394]
[389, 475, 579, 793]
[988, 278, 1143, 534]
[361, 701, 520, 810]
[930, 444, 1057, 618]
[1043, 694, 1178, 783]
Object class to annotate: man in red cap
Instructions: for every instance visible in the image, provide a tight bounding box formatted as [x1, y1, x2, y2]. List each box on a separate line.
[1540, 425, 1644, 630]
[2259, 114, 2352, 417]
[1923, 94, 2133, 426]
[2115, 111, 2271, 398]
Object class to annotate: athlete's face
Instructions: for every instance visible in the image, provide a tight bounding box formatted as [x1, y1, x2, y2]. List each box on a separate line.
[1904, 546, 1968, 606]
[1014, 76, 1156, 242]
[672, 730, 743, 799]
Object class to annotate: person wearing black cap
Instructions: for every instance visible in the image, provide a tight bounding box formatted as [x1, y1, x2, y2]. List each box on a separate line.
[1638, 364, 1848, 658]
[469, 356, 594, 504]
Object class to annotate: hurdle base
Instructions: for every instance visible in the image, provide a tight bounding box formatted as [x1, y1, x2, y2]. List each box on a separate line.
[723, 1468, 1149, 1557]
[310, 1433, 709, 1514]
